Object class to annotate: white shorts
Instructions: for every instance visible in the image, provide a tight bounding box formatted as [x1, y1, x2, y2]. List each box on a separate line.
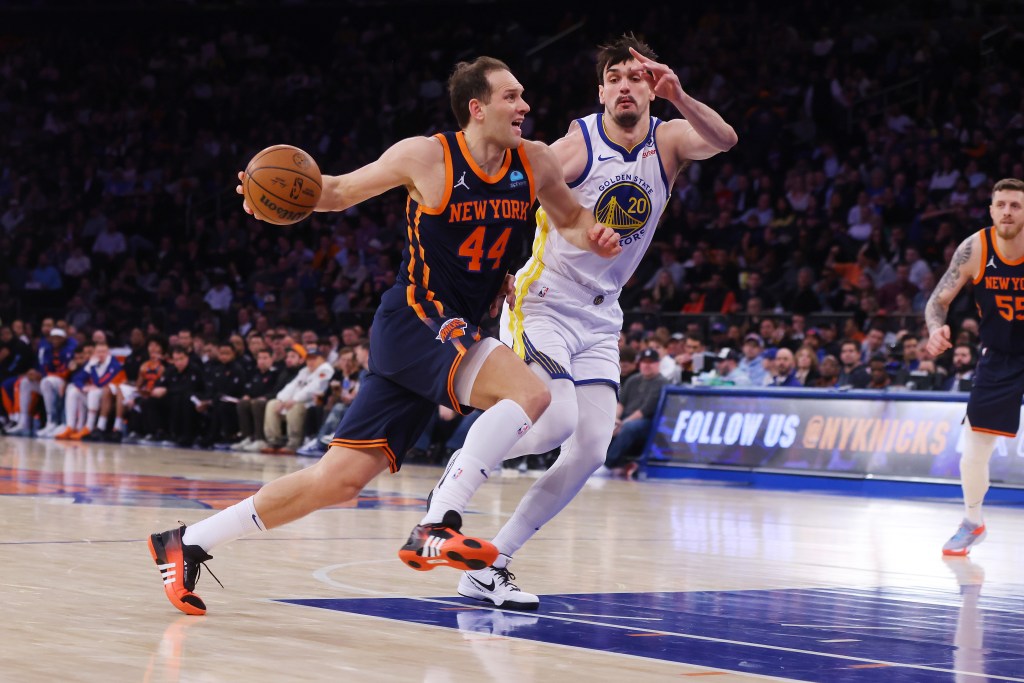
[500, 264, 622, 388]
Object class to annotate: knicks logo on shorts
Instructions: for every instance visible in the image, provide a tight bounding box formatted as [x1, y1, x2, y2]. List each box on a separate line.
[436, 317, 468, 343]
[594, 181, 652, 237]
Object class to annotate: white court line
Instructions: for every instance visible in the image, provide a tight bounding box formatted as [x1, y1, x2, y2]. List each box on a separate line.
[549, 612, 662, 621]
[781, 624, 903, 630]
[310, 562, 1024, 682]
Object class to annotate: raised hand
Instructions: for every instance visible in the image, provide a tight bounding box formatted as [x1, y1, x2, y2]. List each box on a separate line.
[628, 46, 684, 102]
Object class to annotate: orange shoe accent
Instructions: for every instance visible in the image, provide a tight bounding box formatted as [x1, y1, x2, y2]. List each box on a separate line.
[398, 512, 498, 572]
[70, 427, 90, 441]
[148, 526, 209, 616]
[54, 427, 75, 440]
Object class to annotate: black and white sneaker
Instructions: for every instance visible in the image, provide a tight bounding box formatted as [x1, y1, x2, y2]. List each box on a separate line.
[458, 559, 539, 611]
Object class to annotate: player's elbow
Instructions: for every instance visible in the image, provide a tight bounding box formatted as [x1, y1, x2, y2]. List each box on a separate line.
[720, 128, 739, 151]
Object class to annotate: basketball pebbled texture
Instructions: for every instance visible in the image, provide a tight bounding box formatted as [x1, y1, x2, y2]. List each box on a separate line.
[243, 144, 322, 225]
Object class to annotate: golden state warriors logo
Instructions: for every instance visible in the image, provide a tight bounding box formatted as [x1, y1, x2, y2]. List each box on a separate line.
[594, 179, 653, 244]
[436, 317, 468, 342]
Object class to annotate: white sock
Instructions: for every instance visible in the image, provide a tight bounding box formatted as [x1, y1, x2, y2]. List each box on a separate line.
[492, 384, 616, 556]
[961, 419, 995, 525]
[86, 411, 98, 430]
[114, 417, 124, 431]
[182, 495, 267, 553]
[97, 416, 108, 431]
[421, 399, 532, 525]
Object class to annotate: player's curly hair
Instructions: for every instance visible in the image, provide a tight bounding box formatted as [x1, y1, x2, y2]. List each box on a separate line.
[595, 32, 658, 84]
[448, 56, 512, 129]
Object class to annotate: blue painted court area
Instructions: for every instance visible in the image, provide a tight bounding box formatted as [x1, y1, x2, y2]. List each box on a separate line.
[280, 587, 1024, 682]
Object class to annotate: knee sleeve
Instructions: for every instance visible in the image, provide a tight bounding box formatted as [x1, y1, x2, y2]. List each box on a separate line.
[506, 371, 578, 460]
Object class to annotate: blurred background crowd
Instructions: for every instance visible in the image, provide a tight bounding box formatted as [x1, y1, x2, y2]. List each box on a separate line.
[2, 0, 1022, 463]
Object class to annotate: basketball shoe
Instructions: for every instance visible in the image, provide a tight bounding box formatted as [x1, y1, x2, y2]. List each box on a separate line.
[148, 525, 217, 615]
[458, 558, 539, 611]
[399, 510, 498, 571]
[942, 519, 987, 556]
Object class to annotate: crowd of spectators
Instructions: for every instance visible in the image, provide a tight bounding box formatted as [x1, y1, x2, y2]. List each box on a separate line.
[2, 2, 1023, 463]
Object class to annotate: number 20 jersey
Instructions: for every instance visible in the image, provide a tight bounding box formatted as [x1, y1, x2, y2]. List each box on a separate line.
[524, 112, 671, 296]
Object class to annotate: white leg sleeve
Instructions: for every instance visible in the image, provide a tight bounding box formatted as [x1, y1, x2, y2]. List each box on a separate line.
[504, 366, 578, 460]
[40, 376, 65, 420]
[421, 398, 533, 525]
[961, 417, 996, 524]
[491, 383, 617, 557]
[65, 385, 84, 428]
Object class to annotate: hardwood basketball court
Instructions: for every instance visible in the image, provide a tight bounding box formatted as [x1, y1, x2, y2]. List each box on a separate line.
[2, 436, 1022, 682]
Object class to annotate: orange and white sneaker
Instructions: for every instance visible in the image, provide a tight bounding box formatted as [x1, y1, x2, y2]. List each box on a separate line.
[942, 519, 987, 556]
[54, 426, 76, 440]
[399, 510, 498, 572]
[70, 427, 91, 441]
[147, 525, 215, 616]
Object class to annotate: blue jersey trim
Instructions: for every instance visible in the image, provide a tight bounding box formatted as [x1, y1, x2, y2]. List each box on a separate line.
[652, 118, 670, 193]
[567, 118, 592, 189]
[596, 113, 655, 162]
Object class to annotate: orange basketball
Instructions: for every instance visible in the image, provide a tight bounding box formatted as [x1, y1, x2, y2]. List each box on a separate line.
[243, 144, 322, 225]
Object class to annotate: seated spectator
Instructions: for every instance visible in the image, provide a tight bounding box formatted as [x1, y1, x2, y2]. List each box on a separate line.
[59, 341, 123, 440]
[296, 344, 364, 457]
[866, 353, 892, 389]
[793, 345, 821, 386]
[235, 348, 283, 451]
[941, 343, 976, 392]
[696, 347, 752, 386]
[769, 347, 801, 387]
[811, 354, 841, 388]
[0, 325, 36, 431]
[262, 345, 333, 455]
[200, 341, 246, 448]
[836, 339, 870, 388]
[739, 333, 768, 386]
[603, 348, 669, 478]
[147, 345, 207, 448]
[121, 335, 167, 442]
[36, 327, 78, 436]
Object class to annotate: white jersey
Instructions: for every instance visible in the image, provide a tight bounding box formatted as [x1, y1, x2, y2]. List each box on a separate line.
[502, 113, 673, 384]
[519, 112, 671, 296]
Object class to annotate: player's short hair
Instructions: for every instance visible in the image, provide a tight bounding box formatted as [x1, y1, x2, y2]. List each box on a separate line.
[596, 32, 658, 84]
[992, 178, 1024, 195]
[448, 56, 512, 129]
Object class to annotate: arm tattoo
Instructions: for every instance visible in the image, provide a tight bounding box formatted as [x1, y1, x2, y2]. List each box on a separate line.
[925, 238, 973, 333]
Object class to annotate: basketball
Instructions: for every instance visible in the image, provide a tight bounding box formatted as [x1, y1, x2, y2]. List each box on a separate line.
[243, 144, 322, 225]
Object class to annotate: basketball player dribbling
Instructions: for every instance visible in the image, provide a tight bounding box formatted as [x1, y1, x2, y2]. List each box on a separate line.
[925, 177, 1024, 557]
[145, 56, 620, 616]
[422, 34, 738, 610]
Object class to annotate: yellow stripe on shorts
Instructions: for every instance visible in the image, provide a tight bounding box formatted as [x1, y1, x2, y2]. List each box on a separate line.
[509, 207, 550, 358]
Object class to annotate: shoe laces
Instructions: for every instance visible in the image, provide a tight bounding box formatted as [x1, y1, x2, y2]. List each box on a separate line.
[492, 566, 520, 592]
[178, 522, 224, 591]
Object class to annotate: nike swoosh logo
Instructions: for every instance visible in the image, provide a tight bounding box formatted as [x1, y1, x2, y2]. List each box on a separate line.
[470, 575, 496, 591]
[597, 154, 616, 161]
[251, 514, 263, 530]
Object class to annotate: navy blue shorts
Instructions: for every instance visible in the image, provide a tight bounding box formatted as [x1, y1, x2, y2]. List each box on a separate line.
[966, 349, 1024, 437]
[331, 294, 483, 472]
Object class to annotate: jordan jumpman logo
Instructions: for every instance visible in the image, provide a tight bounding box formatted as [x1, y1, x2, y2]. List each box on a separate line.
[454, 171, 470, 191]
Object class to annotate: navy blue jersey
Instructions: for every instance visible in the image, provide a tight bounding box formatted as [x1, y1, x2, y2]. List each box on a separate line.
[974, 226, 1024, 354]
[391, 130, 536, 325]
